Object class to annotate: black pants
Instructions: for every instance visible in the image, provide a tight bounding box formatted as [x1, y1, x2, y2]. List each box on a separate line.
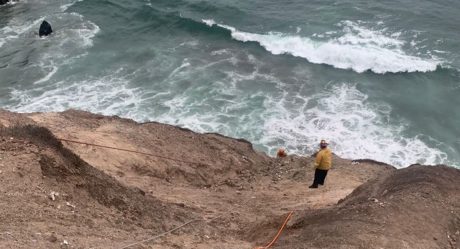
[312, 169, 328, 186]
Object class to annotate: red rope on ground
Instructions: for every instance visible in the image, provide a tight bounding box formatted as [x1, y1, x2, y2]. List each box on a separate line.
[254, 211, 294, 249]
[57, 138, 207, 166]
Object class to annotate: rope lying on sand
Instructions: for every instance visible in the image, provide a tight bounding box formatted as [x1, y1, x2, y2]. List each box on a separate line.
[58, 137, 219, 166]
[116, 215, 222, 249]
[116, 211, 293, 249]
[117, 219, 200, 249]
[254, 211, 294, 249]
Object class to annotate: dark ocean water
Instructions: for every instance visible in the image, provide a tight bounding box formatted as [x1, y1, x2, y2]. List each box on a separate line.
[1, 0, 459, 167]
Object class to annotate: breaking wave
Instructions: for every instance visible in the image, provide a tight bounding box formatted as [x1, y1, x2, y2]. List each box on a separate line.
[203, 19, 441, 74]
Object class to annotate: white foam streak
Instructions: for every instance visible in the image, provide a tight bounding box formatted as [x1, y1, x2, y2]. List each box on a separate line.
[202, 19, 216, 27]
[262, 84, 448, 167]
[165, 61, 191, 80]
[60, 0, 83, 11]
[59, 12, 100, 49]
[203, 19, 440, 74]
[33, 66, 57, 84]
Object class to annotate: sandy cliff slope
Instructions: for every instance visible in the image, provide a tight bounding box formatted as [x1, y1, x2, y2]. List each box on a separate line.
[0, 109, 458, 249]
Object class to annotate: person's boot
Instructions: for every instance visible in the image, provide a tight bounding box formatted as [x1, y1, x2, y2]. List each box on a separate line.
[309, 184, 318, 188]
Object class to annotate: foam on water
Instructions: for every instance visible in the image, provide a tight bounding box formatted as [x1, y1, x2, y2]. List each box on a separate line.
[3, 4, 456, 169]
[60, 0, 83, 11]
[0, 1, 100, 86]
[0, 18, 44, 46]
[6, 52, 454, 167]
[33, 66, 57, 85]
[260, 83, 449, 167]
[149, 75, 453, 167]
[203, 19, 441, 74]
[29, 13, 99, 85]
[9, 71, 142, 117]
[66, 13, 100, 48]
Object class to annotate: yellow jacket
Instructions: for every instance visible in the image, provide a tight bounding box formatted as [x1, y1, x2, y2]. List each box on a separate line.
[314, 148, 332, 170]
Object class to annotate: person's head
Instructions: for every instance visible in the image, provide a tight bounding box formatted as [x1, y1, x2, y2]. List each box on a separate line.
[277, 147, 287, 158]
[320, 140, 328, 149]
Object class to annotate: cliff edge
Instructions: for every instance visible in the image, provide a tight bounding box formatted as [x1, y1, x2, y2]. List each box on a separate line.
[0, 109, 458, 249]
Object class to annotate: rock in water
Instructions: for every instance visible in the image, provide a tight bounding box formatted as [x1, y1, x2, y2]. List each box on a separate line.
[39, 20, 53, 37]
[0, 0, 10, 5]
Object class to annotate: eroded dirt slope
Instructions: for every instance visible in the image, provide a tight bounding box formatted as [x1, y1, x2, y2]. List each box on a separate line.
[278, 165, 460, 249]
[1, 109, 458, 249]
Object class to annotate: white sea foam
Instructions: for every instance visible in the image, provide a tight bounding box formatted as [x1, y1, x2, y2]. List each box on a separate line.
[57, 12, 100, 48]
[149, 69, 452, 167]
[7, 62, 453, 168]
[138, 56, 279, 136]
[202, 19, 216, 27]
[261, 83, 449, 167]
[211, 49, 231, 56]
[6, 0, 17, 5]
[5, 14, 453, 167]
[60, 0, 83, 11]
[33, 66, 58, 84]
[33, 12, 99, 84]
[202, 19, 441, 74]
[0, 3, 100, 85]
[9, 73, 141, 117]
[0, 18, 44, 47]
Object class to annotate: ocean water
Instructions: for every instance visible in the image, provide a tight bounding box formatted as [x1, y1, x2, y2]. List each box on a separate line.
[1, 0, 459, 168]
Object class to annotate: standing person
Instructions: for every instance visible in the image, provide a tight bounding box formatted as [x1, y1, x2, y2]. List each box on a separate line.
[309, 140, 332, 188]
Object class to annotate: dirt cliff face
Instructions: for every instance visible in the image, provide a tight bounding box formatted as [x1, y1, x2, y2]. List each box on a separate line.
[0, 109, 458, 249]
[278, 165, 460, 249]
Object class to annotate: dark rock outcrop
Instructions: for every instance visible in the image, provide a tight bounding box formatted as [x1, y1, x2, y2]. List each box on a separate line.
[39, 20, 53, 37]
[0, 0, 10, 6]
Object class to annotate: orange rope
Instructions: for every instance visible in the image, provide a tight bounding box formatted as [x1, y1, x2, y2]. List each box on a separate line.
[254, 211, 293, 249]
[57, 138, 208, 166]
